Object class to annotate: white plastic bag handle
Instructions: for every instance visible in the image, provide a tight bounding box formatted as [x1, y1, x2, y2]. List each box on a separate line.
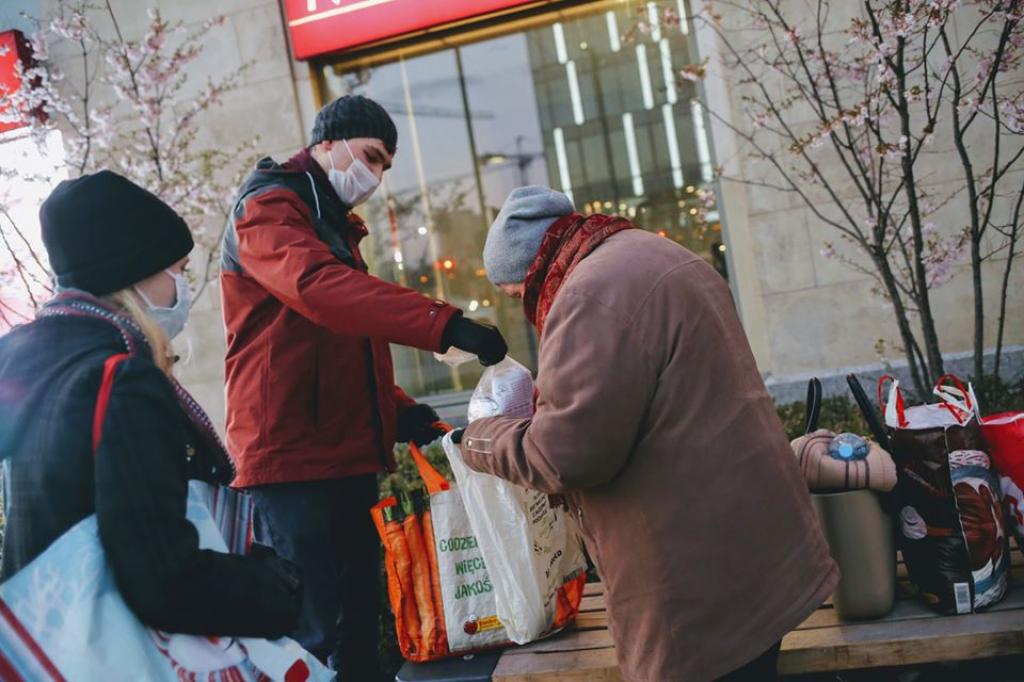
[932, 374, 976, 424]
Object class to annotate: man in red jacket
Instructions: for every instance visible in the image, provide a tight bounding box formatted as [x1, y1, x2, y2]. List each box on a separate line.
[220, 95, 506, 679]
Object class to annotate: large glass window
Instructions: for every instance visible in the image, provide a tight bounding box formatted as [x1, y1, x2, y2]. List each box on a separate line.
[318, 1, 723, 397]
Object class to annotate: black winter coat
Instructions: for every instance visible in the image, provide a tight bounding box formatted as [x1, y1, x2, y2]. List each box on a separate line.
[0, 296, 302, 637]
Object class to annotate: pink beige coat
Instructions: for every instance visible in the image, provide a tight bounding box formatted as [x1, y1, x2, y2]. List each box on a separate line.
[461, 230, 838, 681]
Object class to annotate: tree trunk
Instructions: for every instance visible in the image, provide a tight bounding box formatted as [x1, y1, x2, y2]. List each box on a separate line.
[994, 191, 1023, 378]
[972, 235, 985, 381]
[875, 250, 930, 398]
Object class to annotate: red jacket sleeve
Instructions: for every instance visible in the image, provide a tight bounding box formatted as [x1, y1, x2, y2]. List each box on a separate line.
[235, 188, 459, 351]
[394, 385, 418, 413]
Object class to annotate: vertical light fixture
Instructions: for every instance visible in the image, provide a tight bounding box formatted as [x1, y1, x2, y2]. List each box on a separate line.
[566, 60, 585, 125]
[660, 39, 677, 104]
[636, 45, 654, 110]
[662, 104, 684, 188]
[553, 22, 568, 64]
[606, 11, 621, 52]
[622, 113, 644, 196]
[678, 0, 690, 35]
[555, 22, 584, 124]
[553, 127, 574, 204]
[691, 100, 713, 182]
[647, 2, 662, 42]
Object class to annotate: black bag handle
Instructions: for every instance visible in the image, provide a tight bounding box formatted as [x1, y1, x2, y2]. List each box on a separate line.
[847, 374, 893, 452]
[804, 378, 823, 435]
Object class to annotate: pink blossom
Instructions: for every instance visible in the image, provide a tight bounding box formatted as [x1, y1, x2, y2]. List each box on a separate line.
[1000, 96, 1024, 132]
[28, 31, 49, 61]
[923, 229, 968, 287]
[679, 63, 706, 82]
[50, 12, 87, 42]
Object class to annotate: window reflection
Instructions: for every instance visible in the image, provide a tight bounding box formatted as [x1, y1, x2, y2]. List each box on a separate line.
[320, 3, 723, 397]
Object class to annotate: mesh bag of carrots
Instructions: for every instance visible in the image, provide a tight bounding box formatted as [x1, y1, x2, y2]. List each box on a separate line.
[371, 431, 586, 662]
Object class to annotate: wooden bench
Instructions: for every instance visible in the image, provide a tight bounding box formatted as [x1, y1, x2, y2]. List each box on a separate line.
[491, 550, 1024, 681]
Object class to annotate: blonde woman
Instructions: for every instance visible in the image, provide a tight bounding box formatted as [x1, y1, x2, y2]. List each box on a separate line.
[0, 170, 302, 637]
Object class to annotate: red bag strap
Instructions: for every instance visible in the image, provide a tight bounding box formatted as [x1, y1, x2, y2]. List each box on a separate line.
[877, 374, 907, 428]
[91, 353, 130, 456]
[933, 373, 972, 424]
[408, 422, 453, 495]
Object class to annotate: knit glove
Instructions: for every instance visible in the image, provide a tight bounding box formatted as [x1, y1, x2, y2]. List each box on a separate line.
[442, 317, 508, 366]
[397, 403, 446, 446]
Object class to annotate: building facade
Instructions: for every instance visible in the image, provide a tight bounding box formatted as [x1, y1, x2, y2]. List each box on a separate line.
[2, 0, 1021, 431]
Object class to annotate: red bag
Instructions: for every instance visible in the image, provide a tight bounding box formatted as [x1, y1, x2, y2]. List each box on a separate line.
[980, 411, 1024, 555]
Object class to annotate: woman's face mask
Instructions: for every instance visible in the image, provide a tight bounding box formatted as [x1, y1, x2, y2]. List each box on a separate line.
[135, 269, 191, 339]
[327, 139, 381, 207]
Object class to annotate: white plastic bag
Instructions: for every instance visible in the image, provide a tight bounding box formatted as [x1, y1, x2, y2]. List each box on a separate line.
[467, 357, 535, 422]
[442, 358, 586, 644]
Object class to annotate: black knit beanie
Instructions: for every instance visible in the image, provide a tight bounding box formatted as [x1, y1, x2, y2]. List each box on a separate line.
[40, 170, 193, 296]
[309, 95, 398, 153]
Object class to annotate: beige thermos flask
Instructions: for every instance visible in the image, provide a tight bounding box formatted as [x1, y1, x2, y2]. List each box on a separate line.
[812, 489, 896, 619]
[804, 377, 897, 620]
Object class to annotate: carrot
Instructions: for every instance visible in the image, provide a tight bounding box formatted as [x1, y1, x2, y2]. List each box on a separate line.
[372, 501, 404, 642]
[383, 502, 421, 657]
[403, 491, 437, 656]
[421, 502, 448, 656]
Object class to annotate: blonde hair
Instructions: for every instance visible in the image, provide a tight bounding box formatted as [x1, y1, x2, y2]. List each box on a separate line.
[104, 289, 175, 375]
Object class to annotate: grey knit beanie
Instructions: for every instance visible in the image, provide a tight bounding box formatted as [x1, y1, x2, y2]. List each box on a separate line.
[310, 95, 398, 153]
[483, 186, 575, 285]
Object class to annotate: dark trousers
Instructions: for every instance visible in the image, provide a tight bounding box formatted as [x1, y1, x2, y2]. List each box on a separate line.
[249, 474, 380, 681]
[715, 641, 782, 681]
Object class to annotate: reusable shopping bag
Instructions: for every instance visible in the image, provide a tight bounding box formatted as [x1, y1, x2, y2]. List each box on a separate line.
[445, 357, 588, 645]
[373, 436, 516, 663]
[932, 379, 1024, 557]
[374, 392, 586, 661]
[881, 374, 1009, 614]
[0, 351, 331, 681]
[0, 480, 331, 681]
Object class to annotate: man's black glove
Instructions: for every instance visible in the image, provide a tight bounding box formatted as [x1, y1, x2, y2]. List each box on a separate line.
[450, 428, 465, 444]
[397, 403, 446, 446]
[442, 317, 508, 366]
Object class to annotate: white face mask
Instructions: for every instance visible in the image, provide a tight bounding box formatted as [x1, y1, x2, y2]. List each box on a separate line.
[327, 139, 381, 207]
[135, 269, 192, 340]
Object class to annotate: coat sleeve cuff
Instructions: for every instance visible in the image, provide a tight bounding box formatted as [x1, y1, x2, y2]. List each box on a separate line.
[429, 305, 462, 353]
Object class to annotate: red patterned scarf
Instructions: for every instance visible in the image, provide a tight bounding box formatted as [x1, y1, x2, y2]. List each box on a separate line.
[523, 213, 634, 336]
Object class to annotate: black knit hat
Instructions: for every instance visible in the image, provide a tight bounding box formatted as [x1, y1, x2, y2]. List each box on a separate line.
[40, 170, 193, 296]
[309, 95, 398, 153]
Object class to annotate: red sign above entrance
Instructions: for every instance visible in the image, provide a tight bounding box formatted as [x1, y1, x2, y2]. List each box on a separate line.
[284, 0, 539, 60]
[0, 30, 33, 134]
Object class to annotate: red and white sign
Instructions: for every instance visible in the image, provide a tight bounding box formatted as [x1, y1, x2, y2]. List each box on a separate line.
[0, 30, 33, 134]
[284, 0, 539, 60]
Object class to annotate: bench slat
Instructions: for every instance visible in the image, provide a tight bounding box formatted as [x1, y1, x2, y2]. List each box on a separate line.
[493, 646, 622, 682]
[779, 608, 1024, 673]
[503, 547, 1024, 678]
